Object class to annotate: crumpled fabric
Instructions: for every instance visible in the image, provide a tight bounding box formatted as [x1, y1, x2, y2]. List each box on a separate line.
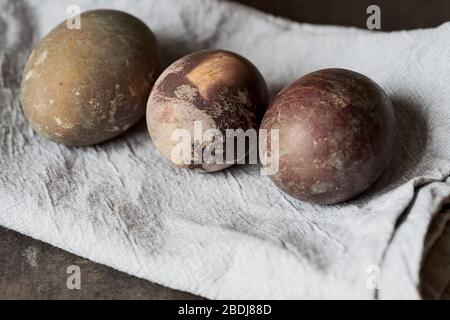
[0, 0, 449, 299]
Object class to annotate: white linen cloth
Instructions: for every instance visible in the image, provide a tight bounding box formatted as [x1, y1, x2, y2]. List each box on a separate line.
[0, 0, 449, 299]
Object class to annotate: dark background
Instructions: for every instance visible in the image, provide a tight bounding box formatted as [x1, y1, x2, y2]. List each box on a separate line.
[235, 0, 450, 30]
[2, 0, 449, 300]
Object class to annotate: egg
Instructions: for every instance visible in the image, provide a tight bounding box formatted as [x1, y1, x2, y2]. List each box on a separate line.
[147, 49, 269, 172]
[20, 10, 161, 146]
[260, 68, 397, 204]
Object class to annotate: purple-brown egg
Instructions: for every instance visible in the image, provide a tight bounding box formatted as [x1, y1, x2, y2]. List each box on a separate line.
[261, 68, 397, 204]
[147, 49, 269, 172]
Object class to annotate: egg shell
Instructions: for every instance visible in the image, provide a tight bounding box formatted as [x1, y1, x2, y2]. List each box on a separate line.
[21, 10, 161, 146]
[147, 49, 269, 172]
[261, 68, 398, 204]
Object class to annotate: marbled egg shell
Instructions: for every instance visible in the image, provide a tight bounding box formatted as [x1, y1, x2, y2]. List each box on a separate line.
[21, 10, 160, 146]
[261, 68, 397, 204]
[147, 49, 269, 172]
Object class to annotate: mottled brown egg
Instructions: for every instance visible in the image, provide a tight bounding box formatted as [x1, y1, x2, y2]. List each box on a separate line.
[261, 68, 397, 204]
[21, 10, 160, 146]
[147, 49, 269, 172]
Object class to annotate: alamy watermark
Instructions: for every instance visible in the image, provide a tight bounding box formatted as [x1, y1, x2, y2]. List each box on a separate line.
[366, 5, 381, 30]
[170, 121, 280, 175]
[366, 265, 382, 290]
[66, 265, 81, 290]
[66, 5, 81, 30]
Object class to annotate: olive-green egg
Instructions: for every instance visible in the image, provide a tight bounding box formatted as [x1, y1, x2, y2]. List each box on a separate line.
[20, 9, 161, 146]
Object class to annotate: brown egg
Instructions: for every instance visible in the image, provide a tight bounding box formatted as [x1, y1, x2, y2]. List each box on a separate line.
[261, 68, 397, 204]
[20, 10, 160, 146]
[147, 49, 269, 172]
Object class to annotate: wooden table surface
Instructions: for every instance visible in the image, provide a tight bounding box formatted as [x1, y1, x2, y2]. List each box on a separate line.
[1, 0, 449, 300]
